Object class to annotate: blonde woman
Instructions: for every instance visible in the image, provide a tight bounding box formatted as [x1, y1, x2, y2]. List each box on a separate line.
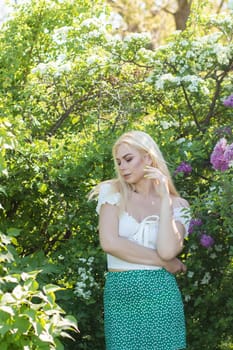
[91, 130, 190, 350]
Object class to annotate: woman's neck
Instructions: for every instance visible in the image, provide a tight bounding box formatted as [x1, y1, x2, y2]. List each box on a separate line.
[133, 180, 156, 198]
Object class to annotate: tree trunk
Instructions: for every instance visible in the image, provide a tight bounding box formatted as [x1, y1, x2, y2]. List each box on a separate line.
[174, 0, 192, 30]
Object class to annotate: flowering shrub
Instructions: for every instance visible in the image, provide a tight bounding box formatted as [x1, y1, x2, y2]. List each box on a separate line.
[188, 218, 203, 234]
[0, 0, 233, 349]
[210, 138, 233, 171]
[74, 257, 99, 301]
[0, 233, 78, 349]
[174, 161, 192, 176]
[199, 233, 215, 248]
[178, 134, 233, 349]
[223, 94, 233, 107]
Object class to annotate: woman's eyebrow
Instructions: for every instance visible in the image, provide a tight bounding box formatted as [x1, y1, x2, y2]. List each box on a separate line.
[116, 153, 133, 161]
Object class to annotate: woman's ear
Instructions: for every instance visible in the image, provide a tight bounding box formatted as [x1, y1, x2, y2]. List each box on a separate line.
[144, 153, 153, 165]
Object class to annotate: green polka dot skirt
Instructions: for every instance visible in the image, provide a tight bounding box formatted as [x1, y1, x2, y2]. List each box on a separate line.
[104, 269, 186, 350]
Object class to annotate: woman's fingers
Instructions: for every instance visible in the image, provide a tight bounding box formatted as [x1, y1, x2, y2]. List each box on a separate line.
[144, 166, 169, 196]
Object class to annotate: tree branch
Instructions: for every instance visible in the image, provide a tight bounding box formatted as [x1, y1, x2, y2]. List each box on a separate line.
[180, 83, 202, 131]
[47, 93, 99, 136]
[203, 59, 233, 126]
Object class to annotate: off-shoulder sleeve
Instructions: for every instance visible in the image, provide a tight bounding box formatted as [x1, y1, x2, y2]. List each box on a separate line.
[96, 183, 121, 214]
[173, 207, 191, 238]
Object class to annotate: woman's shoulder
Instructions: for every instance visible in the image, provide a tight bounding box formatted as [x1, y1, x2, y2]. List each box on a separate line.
[99, 179, 120, 194]
[96, 180, 121, 214]
[171, 196, 190, 209]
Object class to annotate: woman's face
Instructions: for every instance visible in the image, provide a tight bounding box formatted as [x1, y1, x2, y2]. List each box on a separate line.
[115, 143, 148, 184]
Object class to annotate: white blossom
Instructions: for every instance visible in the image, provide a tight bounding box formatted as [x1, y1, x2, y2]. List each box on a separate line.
[198, 32, 222, 45]
[31, 63, 48, 75]
[124, 32, 152, 43]
[210, 13, 233, 28]
[169, 53, 177, 63]
[160, 121, 171, 129]
[181, 75, 204, 92]
[180, 39, 189, 47]
[200, 272, 211, 285]
[185, 295, 191, 302]
[74, 257, 98, 300]
[176, 137, 186, 144]
[81, 17, 100, 28]
[86, 29, 103, 39]
[31, 59, 71, 76]
[136, 48, 155, 63]
[52, 26, 73, 45]
[108, 12, 127, 30]
[187, 271, 194, 278]
[105, 33, 122, 44]
[213, 44, 231, 65]
[202, 85, 210, 95]
[186, 50, 195, 59]
[155, 73, 180, 89]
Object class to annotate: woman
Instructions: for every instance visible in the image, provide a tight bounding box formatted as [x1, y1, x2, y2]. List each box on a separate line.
[91, 130, 190, 350]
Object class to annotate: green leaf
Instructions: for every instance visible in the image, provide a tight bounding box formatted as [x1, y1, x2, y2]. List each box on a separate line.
[13, 315, 31, 333]
[24, 278, 39, 292]
[38, 183, 48, 194]
[0, 305, 15, 316]
[39, 331, 54, 343]
[6, 228, 21, 237]
[43, 284, 64, 294]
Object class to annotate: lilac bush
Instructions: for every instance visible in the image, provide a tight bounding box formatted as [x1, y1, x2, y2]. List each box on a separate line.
[210, 138, 233, 171]
[223, 94, 233, 107]
[188, 218, 203, 234]
[174, 161, 192, 176]
[200, 234, 215, 248]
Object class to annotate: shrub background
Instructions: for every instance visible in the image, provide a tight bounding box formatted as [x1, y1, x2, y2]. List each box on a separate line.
[0, 0, 232, 349]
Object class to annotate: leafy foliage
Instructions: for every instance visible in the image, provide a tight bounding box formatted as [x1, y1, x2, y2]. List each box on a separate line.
[0, 0, 233, 349]
[0, 232, 78, 349]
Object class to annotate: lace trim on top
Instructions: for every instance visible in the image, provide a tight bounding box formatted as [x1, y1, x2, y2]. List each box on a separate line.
[96, 183, 190, 236]
[96, 183, 120, 214]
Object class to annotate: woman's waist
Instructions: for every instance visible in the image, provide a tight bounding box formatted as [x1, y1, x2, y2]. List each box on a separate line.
[108, 267, 162, 272]
[107, 254, 162, 271]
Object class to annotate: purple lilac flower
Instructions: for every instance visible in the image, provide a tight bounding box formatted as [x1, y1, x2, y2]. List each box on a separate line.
[223, 94, 233, 107]
[210, 138, 229, 171]
[224, 143, 233, 162]
[214, 126, 232, 137]
[200, 234, 214, 248]
[188, 218, 203, 234]
[174, 161, 192, 176]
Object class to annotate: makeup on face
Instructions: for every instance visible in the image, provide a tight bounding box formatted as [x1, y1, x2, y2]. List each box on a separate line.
[116, 144, 146, 183]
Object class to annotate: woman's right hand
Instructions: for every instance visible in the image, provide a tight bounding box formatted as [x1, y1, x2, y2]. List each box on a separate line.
[163, 258, 187, 274]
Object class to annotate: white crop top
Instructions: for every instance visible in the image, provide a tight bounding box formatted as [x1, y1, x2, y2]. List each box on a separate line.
[96, 182, 191, 271]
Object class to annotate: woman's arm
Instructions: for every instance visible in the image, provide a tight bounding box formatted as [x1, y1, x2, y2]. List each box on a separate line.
[144, 166, 189, 261]
[99, 202, 186, 273]
[156, 196, 187, 261]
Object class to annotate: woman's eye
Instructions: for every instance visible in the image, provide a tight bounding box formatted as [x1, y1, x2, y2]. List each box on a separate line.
[126, 158, 132, 162]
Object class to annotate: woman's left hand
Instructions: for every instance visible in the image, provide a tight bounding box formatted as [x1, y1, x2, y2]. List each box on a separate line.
[144, 166, 170, 198]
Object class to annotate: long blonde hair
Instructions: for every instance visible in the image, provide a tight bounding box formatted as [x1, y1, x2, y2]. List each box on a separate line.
[89, 130, 179, 204]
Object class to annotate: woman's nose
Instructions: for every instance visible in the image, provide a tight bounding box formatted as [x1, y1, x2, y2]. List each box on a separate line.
[119, 161, 126, 170]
